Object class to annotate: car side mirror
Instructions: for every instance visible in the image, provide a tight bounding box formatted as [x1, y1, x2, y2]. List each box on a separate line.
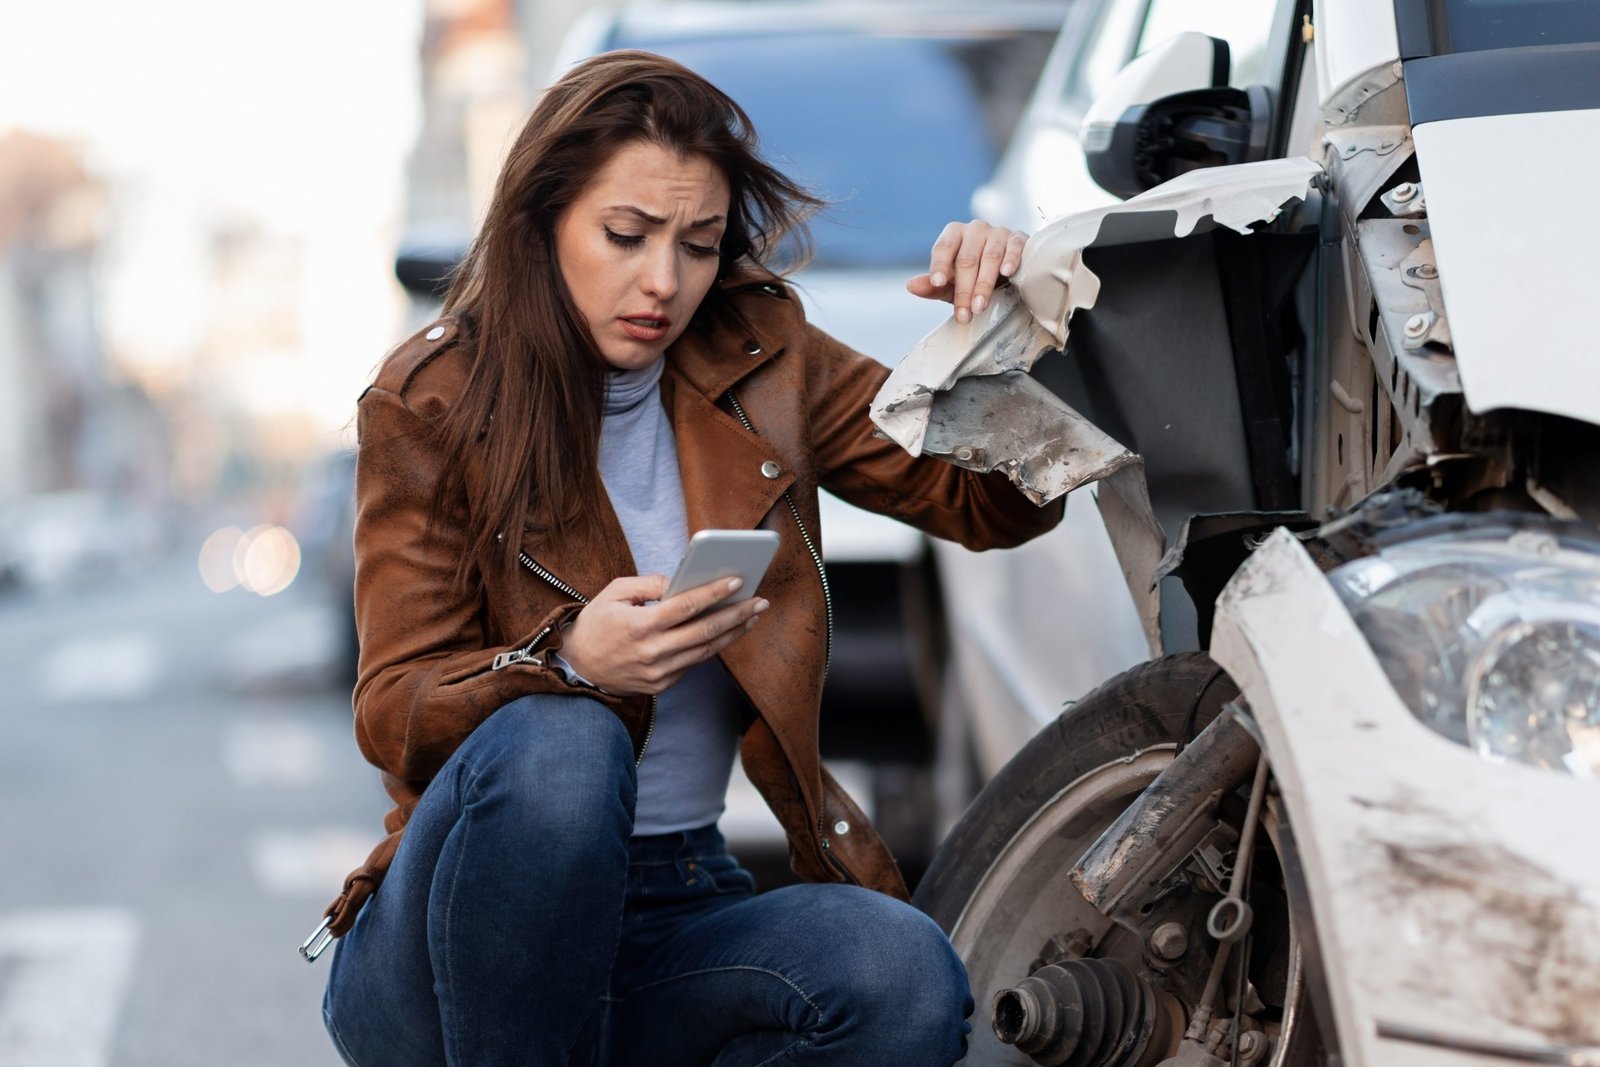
[395, 238, 467, 300]
[1082, 32, 1273, 200]
[971, 182, 1006, 226]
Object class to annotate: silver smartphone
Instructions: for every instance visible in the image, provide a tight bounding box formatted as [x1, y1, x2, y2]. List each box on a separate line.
[663, 529, 781, 607]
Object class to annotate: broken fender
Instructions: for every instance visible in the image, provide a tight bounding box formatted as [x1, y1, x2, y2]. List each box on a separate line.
[870, 157, 1323, 655]
[869, 155, 1323, 490]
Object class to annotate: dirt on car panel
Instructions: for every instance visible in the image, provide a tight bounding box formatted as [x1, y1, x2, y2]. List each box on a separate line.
[1372, 836, 1600, 1046]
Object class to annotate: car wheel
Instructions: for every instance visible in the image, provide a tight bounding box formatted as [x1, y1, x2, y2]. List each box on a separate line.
[914, 653, 1324, 1065]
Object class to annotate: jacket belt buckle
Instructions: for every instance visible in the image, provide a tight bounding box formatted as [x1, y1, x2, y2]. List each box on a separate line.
[299, 916, 334, 962]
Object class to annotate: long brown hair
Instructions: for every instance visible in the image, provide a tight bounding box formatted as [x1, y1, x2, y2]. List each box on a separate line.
[432, 50, 822, 583]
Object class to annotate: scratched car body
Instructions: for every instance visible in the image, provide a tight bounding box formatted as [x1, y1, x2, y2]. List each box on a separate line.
[880, 0, 1600, 1064]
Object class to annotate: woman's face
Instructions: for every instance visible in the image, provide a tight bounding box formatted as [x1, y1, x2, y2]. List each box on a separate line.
[555, 141, 730, 372]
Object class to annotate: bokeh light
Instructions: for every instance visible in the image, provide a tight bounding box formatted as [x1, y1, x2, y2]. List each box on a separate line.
[235, 525, 302, 597]
[198, 526, 244, 592]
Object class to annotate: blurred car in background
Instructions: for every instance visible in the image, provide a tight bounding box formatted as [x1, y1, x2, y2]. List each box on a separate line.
[290, 450, 359, 676]
[1, 490, 160, 593]
[393, 1, 1068, 872]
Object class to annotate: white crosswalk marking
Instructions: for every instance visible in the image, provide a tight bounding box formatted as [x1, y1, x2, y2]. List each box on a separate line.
[0, 909, 139, 1067]
[219, 605, 342, 683]
[251, 828, 375, 897]
[222, 718, 330, 787]
[41, 635, 161, 704]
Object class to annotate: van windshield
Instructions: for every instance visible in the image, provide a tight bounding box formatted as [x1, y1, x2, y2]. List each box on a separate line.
[1438, 0, 1600, 52]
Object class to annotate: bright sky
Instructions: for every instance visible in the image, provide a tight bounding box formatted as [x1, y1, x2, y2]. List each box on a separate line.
[1, 0, 426, 443]
[2, 0, 422, 224]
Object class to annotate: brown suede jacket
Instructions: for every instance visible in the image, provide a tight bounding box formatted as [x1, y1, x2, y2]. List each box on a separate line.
[320, 276, 1064, 937]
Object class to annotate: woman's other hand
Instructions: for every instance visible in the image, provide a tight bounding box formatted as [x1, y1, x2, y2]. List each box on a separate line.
[558, 575, 768, 696]
[905, 221, 1029, 325]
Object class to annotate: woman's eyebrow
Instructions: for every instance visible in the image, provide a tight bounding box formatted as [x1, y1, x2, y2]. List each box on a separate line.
[608, 205, 725, 229]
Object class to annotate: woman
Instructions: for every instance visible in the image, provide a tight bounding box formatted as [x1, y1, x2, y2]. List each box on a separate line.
[317, 50, 1062, 1066]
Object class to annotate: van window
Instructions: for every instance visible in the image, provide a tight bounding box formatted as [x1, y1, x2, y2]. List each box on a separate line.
[1065, 0, 1148, 110]
[1442, 0, 1600, 52]
[1065, 0, 1282, 113]
[1136, 0, 1280, 86]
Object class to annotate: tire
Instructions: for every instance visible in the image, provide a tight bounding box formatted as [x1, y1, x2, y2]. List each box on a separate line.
[913, 653, 1238, 1065]
[915, 653, 1234, 929]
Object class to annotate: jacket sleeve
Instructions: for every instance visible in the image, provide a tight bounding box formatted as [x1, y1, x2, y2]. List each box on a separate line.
[350, 386, 600, 783]
[800, 319, 1065, 550]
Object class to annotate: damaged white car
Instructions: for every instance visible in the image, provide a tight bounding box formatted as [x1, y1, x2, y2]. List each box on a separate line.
[878, 0, 1600, 1064]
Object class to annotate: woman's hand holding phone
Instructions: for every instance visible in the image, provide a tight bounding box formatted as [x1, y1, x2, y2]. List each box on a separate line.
[558, 574, 769, 696]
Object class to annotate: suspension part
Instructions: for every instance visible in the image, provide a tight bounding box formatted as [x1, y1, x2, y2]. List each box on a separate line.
[991, 957, 1184, 1067]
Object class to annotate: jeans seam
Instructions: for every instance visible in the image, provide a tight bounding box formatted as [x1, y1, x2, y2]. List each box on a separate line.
[436, 755, 481, 1067]
[749, 1038, 813, 1067]
[623, 964, 824, 1028]
[323, 1005, 368, 1067]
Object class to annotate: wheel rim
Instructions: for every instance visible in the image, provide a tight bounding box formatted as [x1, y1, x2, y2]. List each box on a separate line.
[950, 748, 1176, 1065]
[949, 750, 1316, 1066]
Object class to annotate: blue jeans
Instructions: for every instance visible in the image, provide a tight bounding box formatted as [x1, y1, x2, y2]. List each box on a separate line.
[321, 694, 972, 1066]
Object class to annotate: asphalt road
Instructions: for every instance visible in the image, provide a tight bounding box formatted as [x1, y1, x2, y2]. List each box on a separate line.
[0, 552, 389, 1066]
[0, 541, 822, 1066]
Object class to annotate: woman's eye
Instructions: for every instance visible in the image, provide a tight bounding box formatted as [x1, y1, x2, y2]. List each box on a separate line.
[604, 228, 644, 249]
[684, 243, 721, 259]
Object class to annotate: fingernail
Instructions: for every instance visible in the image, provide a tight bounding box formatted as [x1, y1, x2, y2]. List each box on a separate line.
[972, 294, 986, 314]
[931, 272, 946, 287]
[727, 577, 743, 592]
[1002, 261, 1016, 275]
[957, 307, 971, 324]
[754, 598, 770, 613]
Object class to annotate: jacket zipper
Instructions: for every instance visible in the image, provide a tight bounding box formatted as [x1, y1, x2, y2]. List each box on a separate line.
[724, 388, 854, 883]
[517, 550, 587, 603]
[723, 390, 833, 680]
[815, 801, 859, 885]
[497, 551, 656, 767]
[819, 839, 856, 883]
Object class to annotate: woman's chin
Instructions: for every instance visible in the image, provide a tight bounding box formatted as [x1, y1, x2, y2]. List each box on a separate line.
[600, 344, 667, 373]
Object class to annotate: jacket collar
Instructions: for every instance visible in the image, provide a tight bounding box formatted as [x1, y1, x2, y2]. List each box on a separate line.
[664, 275, 796, 400]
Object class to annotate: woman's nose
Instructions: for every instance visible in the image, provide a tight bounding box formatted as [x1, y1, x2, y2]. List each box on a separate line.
[641, 248, 679, 301]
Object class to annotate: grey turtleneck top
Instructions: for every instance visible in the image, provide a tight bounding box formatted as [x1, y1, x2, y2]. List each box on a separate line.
[575, 358, 745, 836]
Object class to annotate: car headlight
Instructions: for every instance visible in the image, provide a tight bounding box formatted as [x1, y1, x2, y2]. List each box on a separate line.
[1329, 521, 1600, 778]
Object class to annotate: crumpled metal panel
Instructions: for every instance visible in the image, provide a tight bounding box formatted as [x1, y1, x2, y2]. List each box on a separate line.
[921, 372, 1139, 506]
[869, 157, 1324, 657]
[870, 288, 1057, 457]
[920, 373, 1165, 652]
[869, 157, 1324, 459]
[1014, 157, 1326, 351]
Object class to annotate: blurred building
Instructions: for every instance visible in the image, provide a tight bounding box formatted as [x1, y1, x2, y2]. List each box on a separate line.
[0, 130, 170, 516]
[512, 0, 602, 95]
[401, 0, 528, 322]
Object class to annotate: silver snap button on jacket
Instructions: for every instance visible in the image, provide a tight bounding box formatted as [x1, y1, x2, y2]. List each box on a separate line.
[833, 820, 850, 835]
[760, 461, 781, 479]
[742, 339, 762, 355]
[425, 325, 446, 341]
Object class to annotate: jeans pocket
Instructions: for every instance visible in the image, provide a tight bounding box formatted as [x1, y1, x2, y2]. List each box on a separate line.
[693, 852, 756, 896]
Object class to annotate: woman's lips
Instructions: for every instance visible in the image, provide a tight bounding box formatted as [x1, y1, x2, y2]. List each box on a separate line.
[619, 316, 670, 342]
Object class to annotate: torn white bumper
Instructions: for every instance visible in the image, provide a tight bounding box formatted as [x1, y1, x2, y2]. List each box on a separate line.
[1211, 528, 1600, 1066]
